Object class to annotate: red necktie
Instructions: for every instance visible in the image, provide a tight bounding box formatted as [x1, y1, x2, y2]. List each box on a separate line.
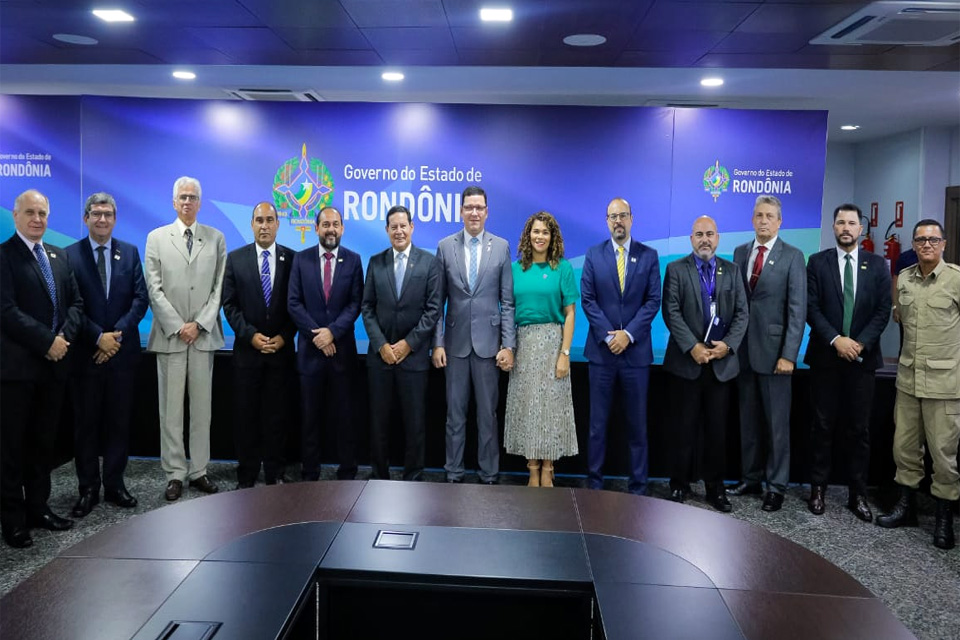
[749, 245, 767, 291]
[323, 252, 333, 300]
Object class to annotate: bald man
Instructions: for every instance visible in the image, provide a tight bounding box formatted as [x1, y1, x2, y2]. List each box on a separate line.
[1, 189, 84, 548]
[581, 197, 662, 495]
[662, 216, 748, 511]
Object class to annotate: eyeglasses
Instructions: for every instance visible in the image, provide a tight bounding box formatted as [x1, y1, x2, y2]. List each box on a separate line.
[88, 211, 115, 219]
[913, 237, 943, 246]
[462, 205, 487, 213]
[177, 194, 199, 202]
[607, 212, 630, 222]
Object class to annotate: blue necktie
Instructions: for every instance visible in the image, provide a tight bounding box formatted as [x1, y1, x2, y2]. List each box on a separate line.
[96, 245, 108, 296]
[261, 250, 272, 307]
[33, 243, 59, 330]
[468, 236, 479, 292]
[395, 252, 406, 297]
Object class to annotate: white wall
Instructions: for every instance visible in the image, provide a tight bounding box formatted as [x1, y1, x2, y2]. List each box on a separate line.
[819, 142, 855, 250]
[950, 126, 960, 187]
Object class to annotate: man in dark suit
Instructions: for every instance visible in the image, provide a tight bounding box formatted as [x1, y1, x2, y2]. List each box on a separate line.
[288, 206, 363, 481]
[222, 202, 296, 488]
[805, 204, 890, 522]
[581, 197, 662, 495]
[64, 192, 149, 518]
[729, 195, 807, 512]
[431, 186, 515, 484]
[662, 216, 749, 512]
[0, 189, 84, 548]
[362, 205, 442, 481]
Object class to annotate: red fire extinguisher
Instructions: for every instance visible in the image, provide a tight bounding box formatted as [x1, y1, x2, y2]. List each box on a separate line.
[883, 221, 901, 276]
[860, 215, 874, 253]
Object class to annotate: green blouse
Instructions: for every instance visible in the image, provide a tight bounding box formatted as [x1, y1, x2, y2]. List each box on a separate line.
[512, 258, 580, 326]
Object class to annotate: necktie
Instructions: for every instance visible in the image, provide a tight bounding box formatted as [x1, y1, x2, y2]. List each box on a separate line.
[699, 262, 713, 334]
[395, 252, 406, 297]
[96, 245, 108, 295]
[33, 244, 59, 330]
[842, 254, 855, 336]
[468, 236, 479, 292]
[749, 245, 767, 291]
[185, 228, 193, 255]
[323, 252, 333, 300]
[261, 250, 272, 307]
[617, 245, 625, 292]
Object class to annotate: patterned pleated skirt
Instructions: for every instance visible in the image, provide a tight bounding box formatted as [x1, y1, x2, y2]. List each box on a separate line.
[504, 323, 578, 460]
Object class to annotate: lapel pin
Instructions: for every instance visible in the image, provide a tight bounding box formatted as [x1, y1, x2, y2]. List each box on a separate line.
[768, 260, 774, 265]
[338, 258, 343, 263]
[279, 255, 285, 261]
[114, 253, 120, 260]
[630, 257, 636, 263]
[49, 252, 56, 259]
[860, 264, 867, 270]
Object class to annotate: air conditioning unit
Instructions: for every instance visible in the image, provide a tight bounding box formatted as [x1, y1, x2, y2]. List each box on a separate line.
[810, 1, 960, 46]
[226, 89, 324, 102]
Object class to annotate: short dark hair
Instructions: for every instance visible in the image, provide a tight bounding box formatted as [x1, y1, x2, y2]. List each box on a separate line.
[833, 203, 861, 221]
[913, 218, 944, 239]
[386, 205, 412, 225]
[316, 206, 342, 225]
[84, 192, 117, 217]
[461, 185, 486, 206]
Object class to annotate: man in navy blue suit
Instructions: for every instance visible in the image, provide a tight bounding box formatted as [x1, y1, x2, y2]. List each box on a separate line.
[288, 206, 363, 480]
[65, 193, 149, 517]
[581, 197, 662, 495]
[804, 204, 890, 522]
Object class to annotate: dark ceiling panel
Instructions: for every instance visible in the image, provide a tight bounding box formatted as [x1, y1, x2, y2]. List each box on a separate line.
[795, 43, 896, 56]
[139, 47, 239, 65]
[926, 58, 960, 72]
[616, 50, 705, 67]
[697, 52, 839, 69]
[15, 47, 163, 64]
[273, 27, 371, 50]
[537, 48, 623, 67]
[455, 48, 541, 65]
[132, 1, 261, 27]
[451, 25, 544, 51]
[628, 29, 728, 54]
[710, 31, 810, 54]
[380, 49, 460, 65]
[237, 0, 356, 29]
[0, 28, 60, 64]
[442, 0, 549, 28]
[289, 49, 385, 65]
[734, 3, 858, 34]
[361, 27, 456, 51]
[183, 27, 294, 56]
[339, 0, 448, 28]
[637, 1, 760, 33]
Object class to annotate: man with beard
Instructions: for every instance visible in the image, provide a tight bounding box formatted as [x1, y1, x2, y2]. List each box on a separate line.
[878, 219, 959, 550]
[662, 216, 748, 511]
[804, 204, 890, 522]
[581, 197, 661, 495]
[288, 206, 363, 480]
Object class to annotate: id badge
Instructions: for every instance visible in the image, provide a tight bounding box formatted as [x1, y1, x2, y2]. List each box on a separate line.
[709, 301, 717, 318]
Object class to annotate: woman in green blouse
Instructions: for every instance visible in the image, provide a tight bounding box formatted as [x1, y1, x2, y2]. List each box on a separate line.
[504, 212, 579, 487]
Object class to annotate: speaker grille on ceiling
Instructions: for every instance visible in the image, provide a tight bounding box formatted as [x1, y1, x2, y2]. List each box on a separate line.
[811, 1, 960, 46]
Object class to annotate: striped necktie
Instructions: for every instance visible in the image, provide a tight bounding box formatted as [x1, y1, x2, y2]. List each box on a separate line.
[617, 245, 625, 292]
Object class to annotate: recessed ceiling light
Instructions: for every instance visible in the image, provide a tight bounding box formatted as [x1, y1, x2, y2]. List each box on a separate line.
[840, 125, 861, 130]
[172, 70, 196, 80]
[382, 71, 404, 82]
[92, 9, 135, 22]
[563, 34, 606, 47]
[480, 7, 513, 22]
[700, 77, 724, 88]
[52, 33, 99, 45]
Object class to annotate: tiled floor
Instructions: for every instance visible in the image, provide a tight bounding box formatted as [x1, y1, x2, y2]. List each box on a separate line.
[1, 459, 958, 639]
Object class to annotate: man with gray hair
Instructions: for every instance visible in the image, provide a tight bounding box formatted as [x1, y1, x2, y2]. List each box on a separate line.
[145, 177, 226, 501]
[65, 193, 149, 517]
[729, 195, 806, 512]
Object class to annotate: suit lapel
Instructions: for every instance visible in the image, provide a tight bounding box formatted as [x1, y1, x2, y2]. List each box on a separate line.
[387, 250, 399, 301]
[606, 242, 622, 296]
[272, 246, 290, 313]
[756, 239, 782, 290]
[168, 224, 191, 263]
[451, 235, 468, 293]
[828, 251, 844, 306]
[106, 238, 123, 301]
[473, 235, 497, 294]
[397, 246, 420, 301]
[853, 254, 871, 309]
[248, 244, 268, 312]
[685, 256, 703, 317]
[190, 224, 208, 263]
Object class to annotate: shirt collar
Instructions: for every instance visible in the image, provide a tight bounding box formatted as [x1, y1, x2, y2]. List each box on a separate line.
[319, 245, 339, 259]
[463, 229, 484, 245]
[611, 237, 632, 252]
[693, 254, 716, 271]
[88, 236, 110, 252]
[256, 242, 276, 256]
[836, 245, 858, 262]
[174, 218, 196, 236]
[16, 230, 40, 253]
[393, 245, 412, 260]
[753, 236, 777, 251]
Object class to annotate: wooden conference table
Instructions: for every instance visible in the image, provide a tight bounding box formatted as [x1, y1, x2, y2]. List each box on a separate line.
[0, 481, 915, 640]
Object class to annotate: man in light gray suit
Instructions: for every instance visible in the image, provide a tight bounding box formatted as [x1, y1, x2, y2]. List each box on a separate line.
[662, 216, 748, 512]
[145, 176, 226, 501]
[432, 186, 515, 484]
[728, 195, 806, 512]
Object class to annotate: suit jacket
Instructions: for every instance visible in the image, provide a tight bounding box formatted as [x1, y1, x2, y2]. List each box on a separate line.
[288, 244, 363, 375]
[64, 237, 148, 372]
[144, 222, 226, 353]
[733, 237, 806, 374]
[361, 245, 442, 372]
[432, 230, 516, 358]
[804, 248, 891, 371]
[662, 254, 749, 382]
[580, 238, 661, 367]
[222, 242, 296, 369]
[0, 234, 84, 381]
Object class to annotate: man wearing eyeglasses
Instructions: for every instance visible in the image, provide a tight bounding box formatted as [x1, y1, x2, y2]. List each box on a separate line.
[145, 177, 226, 501]
[432, 185, 515, 485]
[581, 197, 661, 495]
[878, 219, 959, 550]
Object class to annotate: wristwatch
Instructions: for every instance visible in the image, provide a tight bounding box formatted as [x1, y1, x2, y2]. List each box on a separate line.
[561, 348, 570, 356]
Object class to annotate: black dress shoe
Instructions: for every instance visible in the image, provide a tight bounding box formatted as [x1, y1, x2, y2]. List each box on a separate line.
[165, 480, 183, 501]
[265, 475, 289, 486]
[728, 481, 763, 496]
[705, 485, 733, 513]
[847, 495, 873, 523]
[71, 489, 100, 518]
[104, 487, 138, 509]
[28, 510, 74, 531]
[188, 475, 219, 494]
[235, 481, 255, 490]
[808, 485, 825, 515]
[2, 527, 32, 549]
[761, 492, 784, 512]
[669, 486, 689, 503]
